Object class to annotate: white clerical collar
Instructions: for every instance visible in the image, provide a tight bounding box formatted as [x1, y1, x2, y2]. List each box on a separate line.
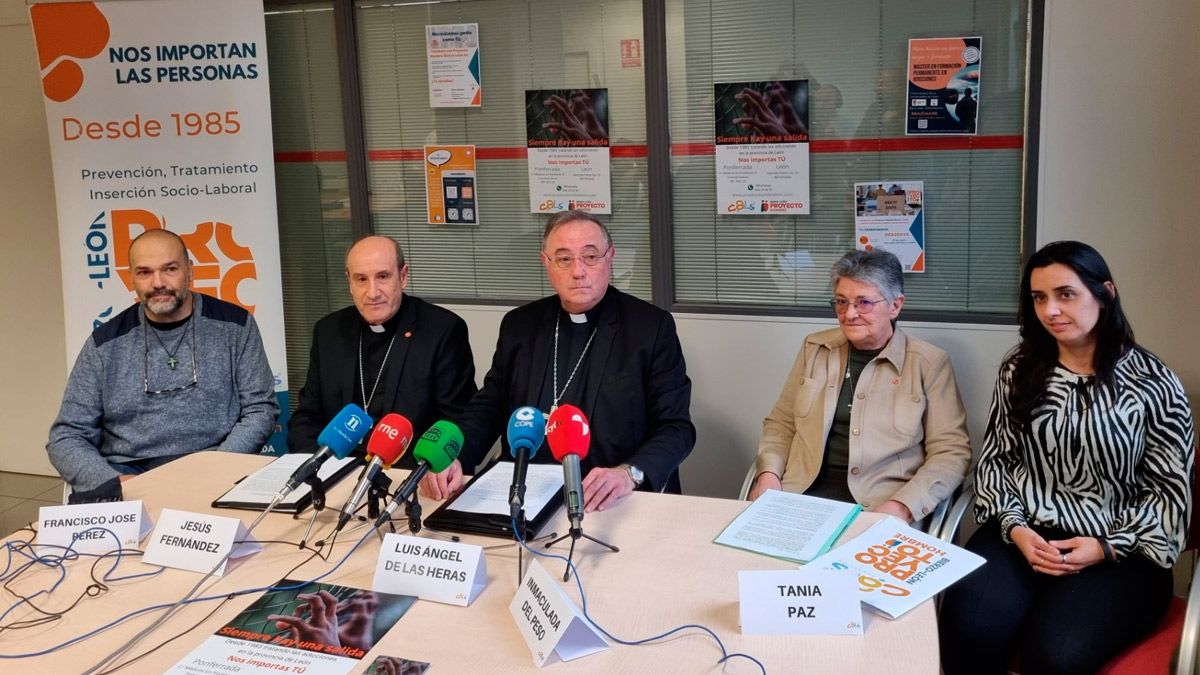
[568, 312, 588, 324]
[368, 323, 386, 333]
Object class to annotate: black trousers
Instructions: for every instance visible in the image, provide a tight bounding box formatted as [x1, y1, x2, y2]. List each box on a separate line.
[939, 520, 1173, 675]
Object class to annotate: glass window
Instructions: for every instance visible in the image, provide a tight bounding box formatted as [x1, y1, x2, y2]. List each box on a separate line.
[355, 0, 651, 302]
[666, 0, 1030, 315]
[266, 2, 354, 406]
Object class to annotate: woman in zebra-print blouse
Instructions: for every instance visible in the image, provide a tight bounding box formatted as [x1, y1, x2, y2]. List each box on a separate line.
[940, 241, 1195, 674]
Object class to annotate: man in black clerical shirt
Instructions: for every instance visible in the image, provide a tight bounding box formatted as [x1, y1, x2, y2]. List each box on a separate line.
[287, 236, 476, 467]
[419, 210, 695, 511]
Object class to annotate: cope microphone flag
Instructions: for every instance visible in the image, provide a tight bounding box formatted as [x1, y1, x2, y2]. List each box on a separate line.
[278, 404, 372, 499]
[507, 406, 546, 520]
[374, 420, 464, 529]
[335, 413, 413, 532]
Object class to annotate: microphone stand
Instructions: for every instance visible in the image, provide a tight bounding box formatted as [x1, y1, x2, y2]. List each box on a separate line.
[404, 493, 423, 534]
[294, 472, 329, 548]
[513, 504, 528, 585]
[365, 472, 394, 523]
[545, 522, 619, 582]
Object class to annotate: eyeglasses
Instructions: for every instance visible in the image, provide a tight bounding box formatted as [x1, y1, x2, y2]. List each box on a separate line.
[545, 247, 610, 270]
[829, 297, 889, 314]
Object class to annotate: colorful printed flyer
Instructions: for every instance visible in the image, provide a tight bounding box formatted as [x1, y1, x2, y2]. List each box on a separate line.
[426, 23, 480, 108]
[906, 37, 981, 135]
[810, 517, 985, 619]
[169, 579, 417, 674]
[853, 181, 926, 273]
[525, 88, 611, 214]
[424, 145, 478, 225]
[714, 80, 810, 215]
[359, 656, 430, 674]
[27, 0, 290, 449]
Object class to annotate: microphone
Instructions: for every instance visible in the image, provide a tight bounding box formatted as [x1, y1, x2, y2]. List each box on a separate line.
[546, 404, 591, 533]
[335, 413, 413, 532]
[507, 406, 546, 521]
[277, 404, 372, 500]
[373, 420, 464, 529]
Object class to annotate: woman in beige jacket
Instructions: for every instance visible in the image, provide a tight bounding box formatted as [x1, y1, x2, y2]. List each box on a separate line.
[748, 250, 971, 522]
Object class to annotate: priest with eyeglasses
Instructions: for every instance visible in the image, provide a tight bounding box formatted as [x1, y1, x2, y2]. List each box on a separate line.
[419, 210, 696, 512]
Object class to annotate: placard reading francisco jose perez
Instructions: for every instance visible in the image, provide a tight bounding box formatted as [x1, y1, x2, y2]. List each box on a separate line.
[372, 533, 487, 606]
[142, 508, 260, 575]
[38, 500, 152, 554]
[738, 568, 862, 636]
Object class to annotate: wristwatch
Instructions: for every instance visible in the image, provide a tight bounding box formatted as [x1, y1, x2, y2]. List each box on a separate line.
[619, 463, 644, 488]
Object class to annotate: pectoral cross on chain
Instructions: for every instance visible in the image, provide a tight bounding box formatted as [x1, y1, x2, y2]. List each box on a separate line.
[166, 356, 179, 370]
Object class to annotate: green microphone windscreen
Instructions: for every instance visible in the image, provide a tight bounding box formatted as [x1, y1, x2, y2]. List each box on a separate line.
[412, 420, 463, 472]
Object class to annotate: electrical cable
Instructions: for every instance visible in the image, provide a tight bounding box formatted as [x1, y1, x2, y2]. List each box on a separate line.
[96, 593, 234, 675]
[0, 524, 376, 661]
[510, 515, 767, 674]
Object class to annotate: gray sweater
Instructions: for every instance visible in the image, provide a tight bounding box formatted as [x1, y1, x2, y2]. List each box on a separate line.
[47, 293, 279, 491]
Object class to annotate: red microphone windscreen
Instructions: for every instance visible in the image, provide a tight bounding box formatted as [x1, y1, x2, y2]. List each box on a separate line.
[546, 404, 590, 462]
[366, 413, 413, 467]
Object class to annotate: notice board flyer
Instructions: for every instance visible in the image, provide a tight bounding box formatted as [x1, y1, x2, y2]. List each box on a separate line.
[168, 579, 417, 674]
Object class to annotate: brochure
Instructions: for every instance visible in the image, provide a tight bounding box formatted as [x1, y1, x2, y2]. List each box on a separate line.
[212, 453, 358, 514]
[169, 578, 418, 674]
[810, 516, 985, 619]
[714, 490, 861, 564]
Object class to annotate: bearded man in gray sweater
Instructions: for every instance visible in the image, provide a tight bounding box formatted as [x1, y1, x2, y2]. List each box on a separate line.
[47, 229, 278, 496]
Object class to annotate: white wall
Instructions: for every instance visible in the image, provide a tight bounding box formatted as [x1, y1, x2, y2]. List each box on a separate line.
[445, 304, 1017, 498]
[3, 0, 1196, 490]
[1036, 0, 1200, 402]
[0, 1, 65, 476]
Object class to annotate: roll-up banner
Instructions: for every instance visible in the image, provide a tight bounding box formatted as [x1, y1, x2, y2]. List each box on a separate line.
[29, 0, 289, 450]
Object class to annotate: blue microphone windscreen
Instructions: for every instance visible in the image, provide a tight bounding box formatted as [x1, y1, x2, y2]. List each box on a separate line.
[317, 404, 373, 458]
[506, 406, 546, 459]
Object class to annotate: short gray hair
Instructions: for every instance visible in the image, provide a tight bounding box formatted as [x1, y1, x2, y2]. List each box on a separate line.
[542, 210, 612, 250]
[830, 249, 904, 301]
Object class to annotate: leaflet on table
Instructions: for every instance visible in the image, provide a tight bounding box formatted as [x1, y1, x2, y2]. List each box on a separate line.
[168, 577, 419, 675]
[358, 656, 430, 674]
[212, 453, 358, 512]
[447, 462, 562, 516]
[853, 181, 926, 272]
[809, 516, 985, 619]
[713, 490, 861, 563]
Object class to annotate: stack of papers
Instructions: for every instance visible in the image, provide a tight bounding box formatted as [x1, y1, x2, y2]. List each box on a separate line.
[714, 490, 861, 563]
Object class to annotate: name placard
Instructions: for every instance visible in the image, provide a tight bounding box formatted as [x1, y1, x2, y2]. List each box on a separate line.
[738, 568, 862, 636]
[142, 508, 261, 575]
[508, 559, 607, 667]
[372, 533, 487, 606]
[38, 500, 152, 554]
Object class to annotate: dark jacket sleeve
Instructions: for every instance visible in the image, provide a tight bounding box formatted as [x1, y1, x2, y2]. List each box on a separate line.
[452, 312, 518, 472]
[624, 310, 695, 492]
[287, 322, 327, 453]
[429, 314, 477, 424]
